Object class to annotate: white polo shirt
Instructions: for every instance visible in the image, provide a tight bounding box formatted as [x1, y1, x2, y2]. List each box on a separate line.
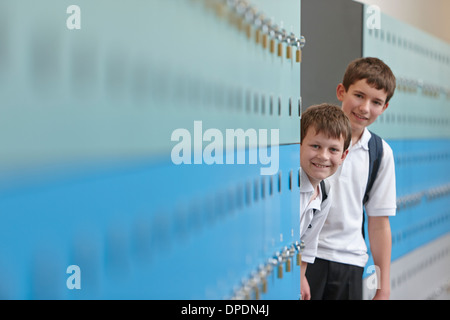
[316, 128, 397, 267]
[300, 168, 332, 264]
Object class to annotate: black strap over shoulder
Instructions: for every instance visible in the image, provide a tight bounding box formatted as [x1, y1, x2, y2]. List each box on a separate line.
[362, 131, 384, 238]
[364, 131, 383, 205]
[320, 180, 328, 203]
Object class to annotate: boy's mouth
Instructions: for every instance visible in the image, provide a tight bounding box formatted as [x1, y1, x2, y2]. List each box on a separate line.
[353, 112, 369, 120]
[312, 162, 330, 168]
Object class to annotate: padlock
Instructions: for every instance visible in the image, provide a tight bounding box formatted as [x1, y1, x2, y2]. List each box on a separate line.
[277, 29, 287, 58]
[253, 285, 260, 300]
[269, 25, 277, 54]
[255, 29, 261, 44]
[260, 19, 270, 50]
[262, 277, 267, 294]
[296, 241, 305, 265]
[277, 262, 283, 279]
[273, 252, 283, 279]
[296, 36, 306, 63]
[262, 33, 268, 49]
[286, 33, 294, 60]
[286, 257, 291, 272]
[286, 45, 292, 60]
[245, 24, 252, 39]
[296, 47, 302, 63]
[213, 1, 226, 18]
[270, 38, 275, 53]
[283, 246, 292, 272]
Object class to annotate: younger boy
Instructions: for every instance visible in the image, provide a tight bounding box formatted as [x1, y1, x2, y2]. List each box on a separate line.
[306, 57, 397, 300]
[300, 103, 351, 300]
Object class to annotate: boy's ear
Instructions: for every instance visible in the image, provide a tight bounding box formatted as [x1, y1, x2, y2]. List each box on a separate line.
[340, 149, 349, 164]
[382, 102, 389, 112]
[336, 83, 346, 101]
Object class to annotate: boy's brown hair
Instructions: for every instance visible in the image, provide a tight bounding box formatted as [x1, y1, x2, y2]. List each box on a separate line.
[301, 103, 352, 151]
[342, 57, 396, 104]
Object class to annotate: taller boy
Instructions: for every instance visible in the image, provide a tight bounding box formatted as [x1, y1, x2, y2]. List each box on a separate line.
[305, 57, 397, 300]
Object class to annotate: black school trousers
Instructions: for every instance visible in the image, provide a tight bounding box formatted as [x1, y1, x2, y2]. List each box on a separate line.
[305, 258, 364, 300]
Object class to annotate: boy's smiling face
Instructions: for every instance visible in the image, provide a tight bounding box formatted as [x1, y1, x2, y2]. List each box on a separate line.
[300, 127, 348, 186]
[337, 79, 389, 140]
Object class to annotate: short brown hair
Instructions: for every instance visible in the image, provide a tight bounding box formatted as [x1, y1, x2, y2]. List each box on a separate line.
[342, 57, 396, 104]
[301, 103, 352, 151]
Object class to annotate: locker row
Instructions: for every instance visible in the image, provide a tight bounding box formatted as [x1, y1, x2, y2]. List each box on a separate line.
[0, 2, 301, 102]
[395, 151, 450, 167]
[0, 46, 302, 112]
[377, 112, 450, 127]
[390, 140, 450, 195]
[203, 0, 305, 63]
[230, 240, 301, 300]
[0, 144, 301, 299]
[367, 28, 450, 66]
[392, 211, 450, 246]
[144, 168, 299, 243]
[386, 190, 450, 260]
[132, 68, 303, 118]
[390, 242, 450, 293]
[366, 192, 450, 273]
[364, 9, 450, 143]
[396, 77, 450, 98]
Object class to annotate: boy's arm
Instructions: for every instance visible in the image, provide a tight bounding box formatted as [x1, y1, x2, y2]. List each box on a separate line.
[366, 141, 396, 300]
[300, 262, 311, 300]
[301, 181, 332, 264]
[368, 216, 391, 300]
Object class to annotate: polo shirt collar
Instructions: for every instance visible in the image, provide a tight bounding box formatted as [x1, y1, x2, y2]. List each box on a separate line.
[351, 128, 372, 151]
[299, 168, 323, 210]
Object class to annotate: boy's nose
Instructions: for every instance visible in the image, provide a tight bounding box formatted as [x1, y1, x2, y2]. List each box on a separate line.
[317, 149, 330, 160]
[358, 100, 371, 112]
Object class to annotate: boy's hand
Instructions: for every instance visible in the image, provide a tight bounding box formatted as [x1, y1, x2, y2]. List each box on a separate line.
[301, 275, 311, 300]
[372, 289, 390, 300]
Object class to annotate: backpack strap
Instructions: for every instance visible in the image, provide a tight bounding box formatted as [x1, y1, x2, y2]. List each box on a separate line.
[363, 131, 383, 205]
[362, 131, 383, 238]
[313, 180, 328, 215]
[320, 180, 328, 203]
